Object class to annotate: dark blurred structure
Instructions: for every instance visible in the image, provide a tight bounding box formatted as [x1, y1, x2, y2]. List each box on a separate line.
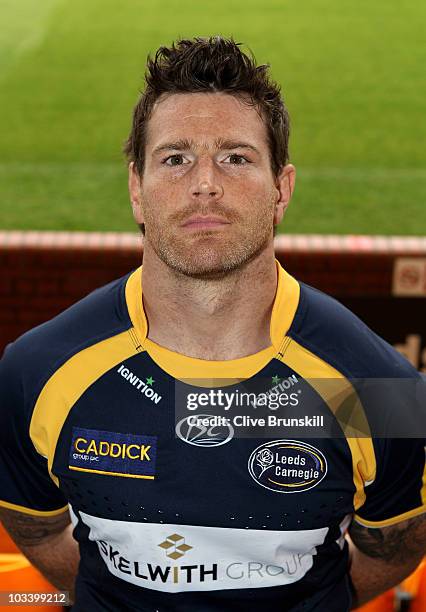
[1, 231, 425, 371]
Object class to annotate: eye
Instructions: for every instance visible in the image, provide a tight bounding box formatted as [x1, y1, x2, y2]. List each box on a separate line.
[162, 154, 188, 166]
[224, 153, 250, 165]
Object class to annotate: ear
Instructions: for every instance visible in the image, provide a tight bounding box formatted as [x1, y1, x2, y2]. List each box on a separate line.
[273, 164, 296, 226]
[128, 162, 144, 225]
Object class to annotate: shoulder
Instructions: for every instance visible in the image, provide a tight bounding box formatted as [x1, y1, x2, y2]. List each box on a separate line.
[0, 270, 134, 408]
[288, 282, 418, 379]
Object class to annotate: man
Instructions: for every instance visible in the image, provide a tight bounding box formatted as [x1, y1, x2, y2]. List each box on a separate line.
[0, 37, 425, 612]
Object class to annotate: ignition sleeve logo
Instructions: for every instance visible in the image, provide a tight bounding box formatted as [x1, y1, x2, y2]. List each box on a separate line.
[248, 440, 327, 493]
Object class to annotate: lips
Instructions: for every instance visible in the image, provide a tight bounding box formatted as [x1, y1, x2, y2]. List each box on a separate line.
[181, 216, 230, 229]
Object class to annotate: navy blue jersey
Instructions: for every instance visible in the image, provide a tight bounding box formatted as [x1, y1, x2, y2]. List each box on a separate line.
[1, 263, 425, 612]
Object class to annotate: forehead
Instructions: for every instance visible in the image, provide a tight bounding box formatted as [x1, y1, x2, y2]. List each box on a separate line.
[145, 92, 269, 149]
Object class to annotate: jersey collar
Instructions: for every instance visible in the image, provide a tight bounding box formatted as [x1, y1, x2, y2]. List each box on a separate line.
[125, 260, 300, 377]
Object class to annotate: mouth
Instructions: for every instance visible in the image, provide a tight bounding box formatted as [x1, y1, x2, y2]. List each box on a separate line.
[181, 216, 231, 230]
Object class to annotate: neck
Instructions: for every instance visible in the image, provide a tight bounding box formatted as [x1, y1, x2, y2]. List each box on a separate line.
[141, 243, 278, 360]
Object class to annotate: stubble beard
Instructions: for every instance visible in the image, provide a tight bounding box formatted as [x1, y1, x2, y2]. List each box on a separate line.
[143, 196, 276, 279]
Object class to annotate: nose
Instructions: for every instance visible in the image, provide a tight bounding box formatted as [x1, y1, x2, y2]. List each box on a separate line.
[189, 159, 224, 201]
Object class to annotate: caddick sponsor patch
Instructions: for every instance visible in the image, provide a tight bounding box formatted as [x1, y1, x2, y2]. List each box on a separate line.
[248, 440, 327, 493]
[69, 427, 157, 479]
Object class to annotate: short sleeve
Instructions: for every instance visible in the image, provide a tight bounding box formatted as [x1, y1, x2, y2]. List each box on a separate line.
[352, 373, 426, 527]
[354, 437, 426, 527]
[0, 342, 68, 516]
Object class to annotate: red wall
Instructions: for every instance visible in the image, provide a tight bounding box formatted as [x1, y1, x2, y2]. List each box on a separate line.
[1, 231, 426, 369]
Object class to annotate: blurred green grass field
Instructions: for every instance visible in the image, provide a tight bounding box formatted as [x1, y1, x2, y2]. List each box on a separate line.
[1, 0, 425, 234]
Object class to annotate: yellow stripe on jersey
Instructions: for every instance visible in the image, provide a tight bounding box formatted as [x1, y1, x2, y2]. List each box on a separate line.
[69, 466, 155, 479]
[279, 337, 376, 511]
[269, 262, 301, 352]
[29, 331, 140, 484]
[125, 266, 148, 342]
[0, 499, 69, 517]
[354, 504, 426, 528]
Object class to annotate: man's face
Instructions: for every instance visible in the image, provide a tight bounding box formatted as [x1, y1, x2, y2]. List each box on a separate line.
[129, 92, 294, 278]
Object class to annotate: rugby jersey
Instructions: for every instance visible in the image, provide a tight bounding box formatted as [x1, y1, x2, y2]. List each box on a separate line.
[0, 262, 425, 612]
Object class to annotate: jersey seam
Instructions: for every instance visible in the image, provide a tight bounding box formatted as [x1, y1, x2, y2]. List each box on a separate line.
[128, 327, 144, 352]
[276, 336, 291, 359]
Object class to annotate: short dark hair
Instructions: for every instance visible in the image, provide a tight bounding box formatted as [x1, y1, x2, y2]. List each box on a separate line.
[124, 36, 290, 176]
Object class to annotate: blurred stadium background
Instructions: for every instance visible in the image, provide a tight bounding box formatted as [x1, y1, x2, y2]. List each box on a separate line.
[1, 1, 426, 610]
[1, 0, 426, 234]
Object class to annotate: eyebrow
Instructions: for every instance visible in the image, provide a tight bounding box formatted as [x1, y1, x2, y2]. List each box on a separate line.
[216, 139, 260, 154]
[152, 138, 260, 155]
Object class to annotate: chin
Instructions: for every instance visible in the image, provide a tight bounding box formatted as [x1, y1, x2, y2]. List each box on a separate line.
[169, 256, 236, 279]
[162, 244, 266, 279]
